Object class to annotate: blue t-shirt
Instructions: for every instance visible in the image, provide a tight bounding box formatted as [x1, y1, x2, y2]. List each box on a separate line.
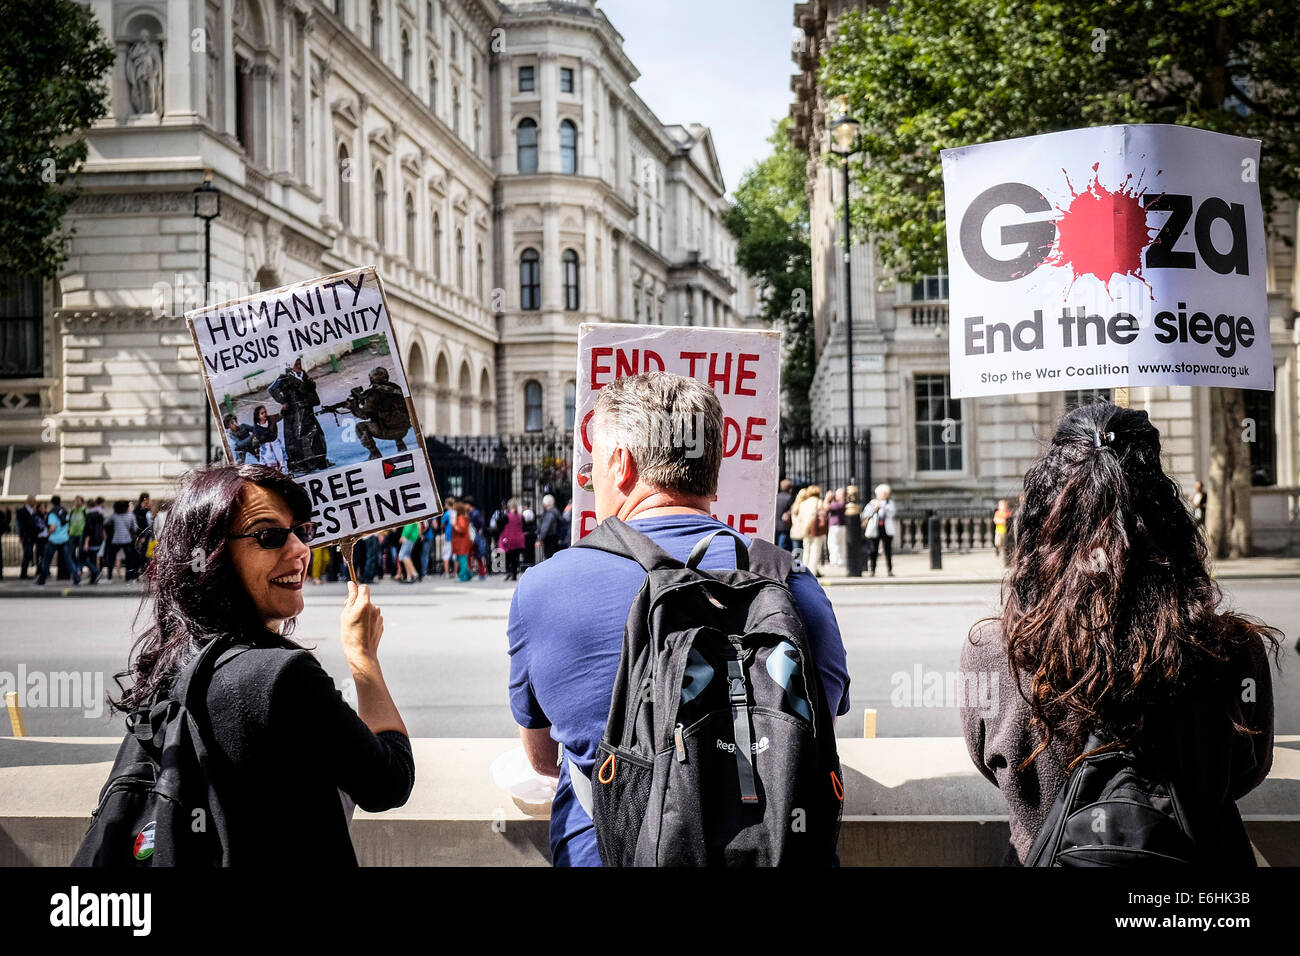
[47, 511, 69, 545]
[506, 513, 851, 867]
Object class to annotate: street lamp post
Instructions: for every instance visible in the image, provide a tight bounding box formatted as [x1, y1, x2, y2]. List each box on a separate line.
[192, 170, 222, 464]
[829, 98, 864, 577]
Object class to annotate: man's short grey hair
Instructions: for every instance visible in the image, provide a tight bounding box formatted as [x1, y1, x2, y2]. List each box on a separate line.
[593, 372, 723, 497]
[542, 494, 555, 509]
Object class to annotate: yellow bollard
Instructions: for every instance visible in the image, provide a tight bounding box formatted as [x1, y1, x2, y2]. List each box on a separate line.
[6, 691, 26, 737]
[863, 708, 876, 739]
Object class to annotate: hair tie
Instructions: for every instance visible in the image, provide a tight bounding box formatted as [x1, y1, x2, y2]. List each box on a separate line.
[1094, 429, 1115, 449]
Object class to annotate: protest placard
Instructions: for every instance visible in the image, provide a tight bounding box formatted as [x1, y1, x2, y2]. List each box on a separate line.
[941, 124, 1273, 398]
[571, 324, 781, 542]
[186, 266, 441, 550]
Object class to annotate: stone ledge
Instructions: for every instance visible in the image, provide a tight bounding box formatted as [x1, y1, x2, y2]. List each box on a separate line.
[1, 737, 1295, 866]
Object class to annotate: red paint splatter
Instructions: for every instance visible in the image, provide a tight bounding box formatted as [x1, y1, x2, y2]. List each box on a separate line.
[1045, 163, 1156, 297]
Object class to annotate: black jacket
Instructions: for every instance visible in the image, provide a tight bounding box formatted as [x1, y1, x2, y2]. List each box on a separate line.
[200, 643, 415, 866]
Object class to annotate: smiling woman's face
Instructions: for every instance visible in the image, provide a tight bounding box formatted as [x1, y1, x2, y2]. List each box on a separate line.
[228, 483, 311, 628]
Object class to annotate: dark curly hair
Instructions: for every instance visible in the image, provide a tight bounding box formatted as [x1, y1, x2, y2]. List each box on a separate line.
[981, 401, 1281, 771]
[110, 464, 312, 714]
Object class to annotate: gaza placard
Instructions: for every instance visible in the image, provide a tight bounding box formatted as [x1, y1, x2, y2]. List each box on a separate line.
[186, 266, 441, 547]
[571, 324, 781, 543]
[941, 124, 1272, 398]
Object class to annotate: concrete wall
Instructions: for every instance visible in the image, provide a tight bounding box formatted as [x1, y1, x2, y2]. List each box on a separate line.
[3, 736, 1295, 866]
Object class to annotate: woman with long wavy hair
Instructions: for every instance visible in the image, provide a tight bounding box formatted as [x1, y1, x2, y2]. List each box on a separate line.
[960, 402, 1280, 864]
[103, 463, 413, 866]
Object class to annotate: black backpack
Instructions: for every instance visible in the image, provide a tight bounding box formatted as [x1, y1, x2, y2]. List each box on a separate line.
[1024, 734, 1255, 867]
[72, 638, 246, 867]
[574, 517, 844, 866]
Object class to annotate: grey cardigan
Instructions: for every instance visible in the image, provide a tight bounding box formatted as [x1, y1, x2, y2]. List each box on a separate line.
[959, 620, 1274, 862]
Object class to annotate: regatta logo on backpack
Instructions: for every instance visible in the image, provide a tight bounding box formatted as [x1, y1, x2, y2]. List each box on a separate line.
[575, 517, 843, 867]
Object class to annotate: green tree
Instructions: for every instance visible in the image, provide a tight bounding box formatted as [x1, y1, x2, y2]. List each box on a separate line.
[0, 0, 114, 279]
[823, 0, 1300, 558]
[725, 118, 814, 432]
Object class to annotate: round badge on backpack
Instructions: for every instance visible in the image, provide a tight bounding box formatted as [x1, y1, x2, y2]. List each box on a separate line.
[133, 822, 156, 862]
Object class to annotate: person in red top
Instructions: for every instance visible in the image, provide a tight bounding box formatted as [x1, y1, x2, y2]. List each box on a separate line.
[451, 501, 473, 581]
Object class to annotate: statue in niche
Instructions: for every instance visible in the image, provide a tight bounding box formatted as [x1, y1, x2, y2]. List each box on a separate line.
[126, 29, 164, 115]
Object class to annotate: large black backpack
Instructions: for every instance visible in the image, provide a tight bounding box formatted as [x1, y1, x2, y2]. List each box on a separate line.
[1024, 734, 1256, 867]
[72, 638, 246, 867]
[574, 517, 844, 866]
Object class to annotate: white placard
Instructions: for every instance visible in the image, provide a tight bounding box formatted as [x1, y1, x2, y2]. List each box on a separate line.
[941, 124, 1272, 398]
[186, 266, 441, 547]
[571, 324, 781, 542]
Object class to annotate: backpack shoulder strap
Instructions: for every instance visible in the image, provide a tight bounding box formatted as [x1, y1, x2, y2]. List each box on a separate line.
[746, 536, 794, 583]
[573, 516, 681, 572]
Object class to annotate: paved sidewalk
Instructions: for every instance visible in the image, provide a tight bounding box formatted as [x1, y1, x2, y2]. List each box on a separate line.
[0, 550, 1296, 596]
[814, 550, 1300, 586]
[0, 572, 519, 598]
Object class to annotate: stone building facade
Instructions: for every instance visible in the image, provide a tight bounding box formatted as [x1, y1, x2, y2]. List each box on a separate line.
[789, 0, 1299, 546]
[0, 0, 755, 500]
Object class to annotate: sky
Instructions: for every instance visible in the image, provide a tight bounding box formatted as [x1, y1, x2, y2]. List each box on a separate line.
[596, 0, 800, 197]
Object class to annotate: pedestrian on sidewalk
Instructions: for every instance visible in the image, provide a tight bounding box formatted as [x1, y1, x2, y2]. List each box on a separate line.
[862, 484, 896, 577]
[442, 496, 457, 577]
[451, 501, 474, 581]
[826, 487, 847, 566]
[775, 478, 794, 551]
[36, 495, 80, 586]
[498, 498, 526, 580]
[396, 521, 420, 583]
[81, 497, 107, 583]
[16, 494, 41, 579]
[91, 463, 413, 866]
[959, 402, 1280, 866]
[1191, 480, 1208, 527]
[794, 485, 826, 576]
[993, 499, 1011, 557]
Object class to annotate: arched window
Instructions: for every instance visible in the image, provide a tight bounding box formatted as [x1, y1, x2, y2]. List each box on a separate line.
[559, 119, 578, 174]
[400, 30, 411, 85]
[455, 228, 465, 289]
[373, 169, 386, 246]
[431, 211, 442, 278]
[404, 192, 416, 261]
[564, 380, 576, 430]
[476, 243, 485, 298]
[520, 248, 540, 310]
[517, 118, 538, 173]
[524, 380, 543, 433]
[428, 60, 437, 112]
[562, 249, 579, 310]
[337, 143, 352, 229]
[369, 0, 382, 56]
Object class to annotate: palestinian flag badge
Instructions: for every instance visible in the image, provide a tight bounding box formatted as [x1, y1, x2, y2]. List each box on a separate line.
[134, 821, 156, 861]
[577, 461, 594, 492]
[382, 453, 414, 479]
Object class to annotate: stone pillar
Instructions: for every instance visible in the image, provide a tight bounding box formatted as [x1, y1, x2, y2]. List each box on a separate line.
[498, 208, 514, 311]
[542, 201, 561, 311]
[615, 100, 629, 195]
[358, 95, 372, 241]
[618, 236, 631, 321]
[581, 61, 596, 173]
[222, 2, 236, 135]
[497, 50, 513, 173]
[162, 0, 193, 120]
[583, 210, 597, 318]
[540, 53, 559, 174]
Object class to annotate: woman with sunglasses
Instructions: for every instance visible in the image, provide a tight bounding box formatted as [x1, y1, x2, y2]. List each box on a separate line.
[108, 463, 414, 866]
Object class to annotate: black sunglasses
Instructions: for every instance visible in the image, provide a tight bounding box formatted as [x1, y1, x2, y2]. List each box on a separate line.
[228, 522, 317, 549]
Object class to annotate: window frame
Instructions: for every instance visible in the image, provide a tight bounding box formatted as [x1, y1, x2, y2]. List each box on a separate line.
[519, 247, 541, 311]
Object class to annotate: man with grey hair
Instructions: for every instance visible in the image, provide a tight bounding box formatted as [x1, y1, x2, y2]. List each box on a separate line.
[507, 371, 850, 867]
[537, 493, 562, 560]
